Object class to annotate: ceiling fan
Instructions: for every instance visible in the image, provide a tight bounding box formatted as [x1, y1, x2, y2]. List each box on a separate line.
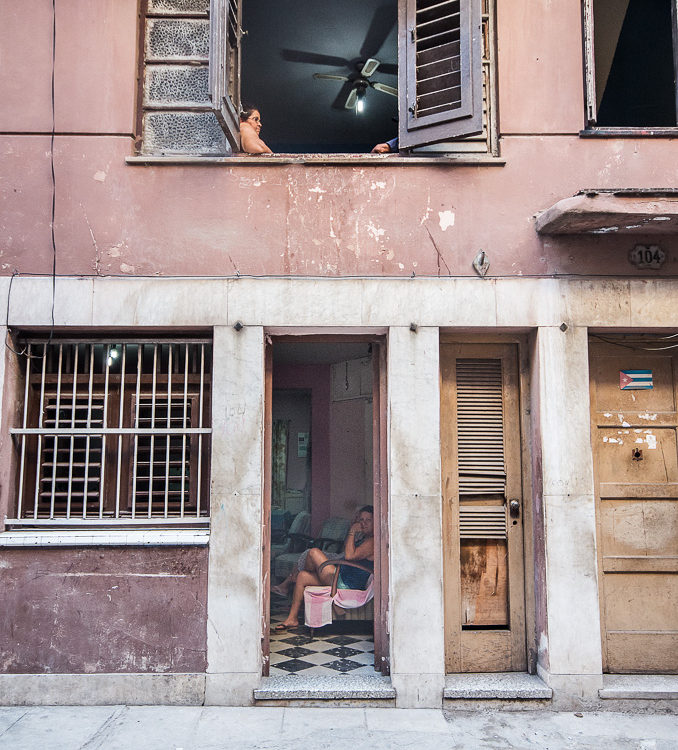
[280, 3, 397, 112]
[313, 59, 397, 113]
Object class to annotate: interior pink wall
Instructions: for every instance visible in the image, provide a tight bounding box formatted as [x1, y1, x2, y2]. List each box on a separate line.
[273, 363, 330, 536]
[272, 390, 312, 495]
[330, 398, 371, 522]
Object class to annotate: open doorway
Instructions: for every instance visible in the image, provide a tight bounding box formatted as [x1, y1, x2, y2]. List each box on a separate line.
[263, 337, 389, 677]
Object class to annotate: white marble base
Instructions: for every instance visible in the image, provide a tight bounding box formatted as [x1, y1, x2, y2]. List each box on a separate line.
[444, 672, 552, 700]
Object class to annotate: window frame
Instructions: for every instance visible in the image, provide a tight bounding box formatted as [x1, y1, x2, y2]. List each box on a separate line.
[209, 0, 242, 150]
[582, 0, 678, 132]
[7, 339, 212, 531]
[208, 0, 484, 153]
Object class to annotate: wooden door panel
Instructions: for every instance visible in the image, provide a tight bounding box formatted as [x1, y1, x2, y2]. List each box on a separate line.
[441, 343, 526, 673]
[606, 633, 678, 673]
[600, 498, 678, 558]
[596, 427, 678, 483]
[604, 573, 678, 631]
[591, 355, 675, 412]
[460, 630, 513, 672]
[590, 340, 678, 674]
[460, 539, 508, 627]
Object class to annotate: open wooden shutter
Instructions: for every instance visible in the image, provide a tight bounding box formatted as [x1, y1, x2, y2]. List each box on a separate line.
[398, 0, 483, 148]
[582, 0, 598, 126]
[209, 0, 242, 150]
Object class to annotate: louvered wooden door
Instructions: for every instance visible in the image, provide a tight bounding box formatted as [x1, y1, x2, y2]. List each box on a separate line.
[441, 343, 526, 672]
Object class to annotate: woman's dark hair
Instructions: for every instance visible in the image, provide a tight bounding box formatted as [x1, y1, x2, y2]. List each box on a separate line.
[239, 104, 259, 122]
[358, 505, 374, 515]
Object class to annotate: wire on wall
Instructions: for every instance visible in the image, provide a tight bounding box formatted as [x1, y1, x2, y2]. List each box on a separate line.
[5, 0, 57, 359]
[48, 0, 57, 336]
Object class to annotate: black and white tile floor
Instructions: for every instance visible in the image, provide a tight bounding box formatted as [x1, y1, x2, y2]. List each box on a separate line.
[269, 597, 375, 677]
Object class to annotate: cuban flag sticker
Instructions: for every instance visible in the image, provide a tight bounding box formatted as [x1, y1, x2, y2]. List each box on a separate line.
[619, 370, 653, 390]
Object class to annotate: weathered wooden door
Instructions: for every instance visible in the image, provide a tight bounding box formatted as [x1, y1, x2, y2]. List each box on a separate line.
[590, 340, 678, 673]
[440, 343, 526, 672]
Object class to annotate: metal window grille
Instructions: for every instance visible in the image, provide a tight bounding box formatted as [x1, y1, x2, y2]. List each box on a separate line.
[9, 339, 211, 527]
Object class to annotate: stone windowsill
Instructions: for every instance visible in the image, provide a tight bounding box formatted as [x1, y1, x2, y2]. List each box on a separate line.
[126, 153, 506, 167]
[0, 528, 210, 547]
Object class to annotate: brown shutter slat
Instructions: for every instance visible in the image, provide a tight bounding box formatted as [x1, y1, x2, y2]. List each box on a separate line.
[459, 505, 507, 539]
[400, 0, 483, 148]
[414, 0, 463, 115]
[456, 359, 506, 496]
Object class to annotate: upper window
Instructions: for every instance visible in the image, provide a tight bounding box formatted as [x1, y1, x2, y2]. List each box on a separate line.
[584, 0, 678, 129]
[7, 339, 211, 530]
[139, 0, 490, 155]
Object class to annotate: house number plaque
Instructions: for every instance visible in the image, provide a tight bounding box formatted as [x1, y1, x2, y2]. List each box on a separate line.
[629, 245, 665, 269]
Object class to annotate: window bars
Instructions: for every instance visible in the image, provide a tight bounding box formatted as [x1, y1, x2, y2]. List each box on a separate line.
[9, 339, 211, 527]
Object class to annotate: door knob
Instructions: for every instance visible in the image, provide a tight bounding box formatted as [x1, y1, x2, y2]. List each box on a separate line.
[509, 499, 520, 518]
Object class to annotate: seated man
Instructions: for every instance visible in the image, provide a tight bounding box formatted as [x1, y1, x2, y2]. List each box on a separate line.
[371, 137, 398, 154]
[239, 106, 273, 154]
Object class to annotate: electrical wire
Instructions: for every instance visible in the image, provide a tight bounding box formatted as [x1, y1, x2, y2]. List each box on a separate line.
[48, 0, 57, 339]
[5, 0, 57, 360]
[589, 333, 678, 351]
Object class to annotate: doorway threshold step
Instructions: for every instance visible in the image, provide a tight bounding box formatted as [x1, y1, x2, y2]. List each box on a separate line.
[254, 674, 396, 701]
[444, 673, 552, 700]
[599, 675, 678, 700]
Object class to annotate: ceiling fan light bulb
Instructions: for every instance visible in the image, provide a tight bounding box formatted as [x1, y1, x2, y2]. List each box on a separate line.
[356, 94, 365, 114]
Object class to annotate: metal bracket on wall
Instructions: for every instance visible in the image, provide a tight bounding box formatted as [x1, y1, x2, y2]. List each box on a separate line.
[473, 250, 490, 277]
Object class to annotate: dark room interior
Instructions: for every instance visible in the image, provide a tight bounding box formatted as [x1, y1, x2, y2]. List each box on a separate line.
[241, 0, 398, 153]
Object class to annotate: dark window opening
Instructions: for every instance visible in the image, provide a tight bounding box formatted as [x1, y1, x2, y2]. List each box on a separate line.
[241, 0, 398, 153]
[594, 0, 677, 127]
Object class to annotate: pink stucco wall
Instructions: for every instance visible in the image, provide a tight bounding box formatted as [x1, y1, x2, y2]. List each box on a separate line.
[1, 1, 677, 280]
[1, 547, 208, 674]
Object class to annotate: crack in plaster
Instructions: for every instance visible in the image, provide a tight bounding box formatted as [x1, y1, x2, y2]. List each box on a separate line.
[81, 203, 102, 276]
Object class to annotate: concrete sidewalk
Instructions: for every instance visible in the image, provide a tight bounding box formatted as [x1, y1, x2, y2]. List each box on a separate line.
[0, 706, 677, 749]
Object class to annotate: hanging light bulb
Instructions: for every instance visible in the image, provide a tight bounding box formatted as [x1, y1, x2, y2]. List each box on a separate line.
[356, 90, 365, 114]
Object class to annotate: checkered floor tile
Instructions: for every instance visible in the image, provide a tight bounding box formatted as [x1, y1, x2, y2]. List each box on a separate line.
[269, 596, 375, 677]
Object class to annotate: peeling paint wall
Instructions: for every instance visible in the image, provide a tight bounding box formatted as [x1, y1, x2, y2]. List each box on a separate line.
[1, 3, 678, 280]
[0, 548, 208, 674]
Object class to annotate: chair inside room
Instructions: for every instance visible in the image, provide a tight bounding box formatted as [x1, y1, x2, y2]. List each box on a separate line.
[273, 515, 350, 582]
[304, 559, 375, 636]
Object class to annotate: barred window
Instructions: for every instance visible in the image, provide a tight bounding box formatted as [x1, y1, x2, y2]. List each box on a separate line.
[8, 339, 211, 529]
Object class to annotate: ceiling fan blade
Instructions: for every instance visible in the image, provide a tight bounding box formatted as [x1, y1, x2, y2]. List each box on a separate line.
[314, 73, 350, 82]
[377, 62, 397, 76]
[360, 3, 398, 60]
[371, 82, 398, 98]
[345, 87, 358, 110]
[331, 80, 357, 110]
[360, 58, 380, 78]
[281, 49, 351, 68]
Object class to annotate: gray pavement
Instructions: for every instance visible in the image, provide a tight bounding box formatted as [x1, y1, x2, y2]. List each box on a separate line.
[0, 705, 677, 749]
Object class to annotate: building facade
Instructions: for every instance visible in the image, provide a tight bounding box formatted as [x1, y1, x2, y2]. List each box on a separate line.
[0, 0, 677, 709]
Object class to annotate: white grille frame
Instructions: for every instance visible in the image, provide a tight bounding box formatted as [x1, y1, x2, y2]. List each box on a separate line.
[8, 338, 211, 528]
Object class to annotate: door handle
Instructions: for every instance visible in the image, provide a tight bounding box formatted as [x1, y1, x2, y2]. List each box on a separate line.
[509, 499, 520, 518]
